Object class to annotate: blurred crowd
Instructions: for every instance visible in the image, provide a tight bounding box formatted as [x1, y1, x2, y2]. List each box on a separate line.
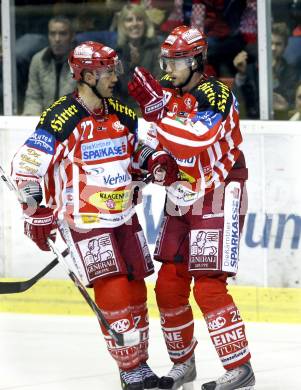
[0, 0, 301, 119]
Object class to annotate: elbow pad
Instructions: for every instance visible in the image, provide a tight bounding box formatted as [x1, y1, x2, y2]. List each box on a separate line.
[18, 181, 43, 206]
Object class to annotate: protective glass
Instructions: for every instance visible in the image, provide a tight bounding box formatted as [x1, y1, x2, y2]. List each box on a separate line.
[96, 59, 124, 78]
[159, 56, 195, 71]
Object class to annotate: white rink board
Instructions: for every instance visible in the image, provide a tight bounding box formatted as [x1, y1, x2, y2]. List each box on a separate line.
[0, 117, 301, 287]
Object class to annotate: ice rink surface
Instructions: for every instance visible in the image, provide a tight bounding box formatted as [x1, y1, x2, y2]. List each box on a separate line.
[0, 314, 300, 390]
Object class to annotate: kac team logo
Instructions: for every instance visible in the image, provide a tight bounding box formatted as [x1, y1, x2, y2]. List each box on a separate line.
[208, 316, 226, 331]
[111, 319, 131, 333]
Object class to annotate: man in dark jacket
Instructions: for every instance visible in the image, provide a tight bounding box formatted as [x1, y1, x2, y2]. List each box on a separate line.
[233, 22, 298, 119]
[23, 16, 75, 115]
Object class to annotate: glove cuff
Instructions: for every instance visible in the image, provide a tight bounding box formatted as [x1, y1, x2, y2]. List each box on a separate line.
[147, 151, 169, 171]
[24, 213, 54, 226]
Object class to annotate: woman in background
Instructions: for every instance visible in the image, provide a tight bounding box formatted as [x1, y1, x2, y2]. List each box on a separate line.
[115, 3, 161, 108]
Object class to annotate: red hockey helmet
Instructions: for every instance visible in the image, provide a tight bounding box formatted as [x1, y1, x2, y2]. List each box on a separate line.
[68, 41, 123, 81]
[160, 25, 207, 72]
[161, 25, 207, 58]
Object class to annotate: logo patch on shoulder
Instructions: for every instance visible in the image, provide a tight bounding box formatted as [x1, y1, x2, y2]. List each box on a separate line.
[25, 128, 55, 155]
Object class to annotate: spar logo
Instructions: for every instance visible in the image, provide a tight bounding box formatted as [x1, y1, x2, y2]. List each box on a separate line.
[111, 319, 131, 333]
[81, 136, 127, 161]
[83, 165, 105, 176]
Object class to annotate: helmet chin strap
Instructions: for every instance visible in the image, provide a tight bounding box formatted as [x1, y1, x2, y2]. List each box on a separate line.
[177, 55, 205, 91]
[177, 67, 195, 91]
[81, 78, 103, 100]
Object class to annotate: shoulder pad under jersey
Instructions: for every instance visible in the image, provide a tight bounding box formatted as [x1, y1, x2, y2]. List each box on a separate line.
[192, 78, 233, 119]
[107, 97, 138, 135]
[37, 94, 87, 142]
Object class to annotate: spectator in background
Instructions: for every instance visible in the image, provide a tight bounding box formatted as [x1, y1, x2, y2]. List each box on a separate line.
[284, 0, 301, 79]
[161, 0, 246, 77]
[125, 0, 166, 33]
[238, 0, 258, 64]
[233, 23, 299, 119]
[202, 0, 246, 76]
[16, 33, 48, 113]
[114, 3, 161, 107]
[23, 16, 76, 115]
[232, 50, 259, 119]
[239, 0, 257, 47]
[232, 0, 258, 119]
[289, 81, 301, 120]
[272, 22, 298, 118]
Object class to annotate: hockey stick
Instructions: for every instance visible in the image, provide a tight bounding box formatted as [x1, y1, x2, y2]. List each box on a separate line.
[142, 173, 153, 184]
[0, 165, 139, 346]
[0, 165, 67, 294]
[47, 238, 139, 347]
[0, 252, 66, 294]
[0, 165, 26, 202]
[0, 171, 152, 295]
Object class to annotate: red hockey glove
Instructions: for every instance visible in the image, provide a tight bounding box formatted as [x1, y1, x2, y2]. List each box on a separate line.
[128, 67, 166, 122]
[23, 206, 56, 251]
[147, 151, 179, 186]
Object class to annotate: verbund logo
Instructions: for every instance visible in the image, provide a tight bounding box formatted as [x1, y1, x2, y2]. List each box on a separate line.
[103, 172, 131, 186]
[81, 137, 127, 161]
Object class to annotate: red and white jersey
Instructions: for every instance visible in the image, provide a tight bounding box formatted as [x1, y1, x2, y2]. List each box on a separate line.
[11, 93, 140, 228]
[144, 75, 246, 206]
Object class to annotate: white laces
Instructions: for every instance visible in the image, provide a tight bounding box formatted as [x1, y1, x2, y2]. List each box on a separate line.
[167, 361, 191, 380]
[217, 367, 241, 384]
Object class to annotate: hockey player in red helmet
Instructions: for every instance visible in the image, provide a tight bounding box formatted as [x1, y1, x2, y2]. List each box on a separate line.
[11, 41, 179, 390]
[68, 41, 124, 93]
[128, 26, 256, 389]
[159, 24, 208, 87]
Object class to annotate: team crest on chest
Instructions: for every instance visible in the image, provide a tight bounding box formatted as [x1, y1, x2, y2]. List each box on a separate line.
[184, 97, 193, 110]
[112, 120, 125, 132]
